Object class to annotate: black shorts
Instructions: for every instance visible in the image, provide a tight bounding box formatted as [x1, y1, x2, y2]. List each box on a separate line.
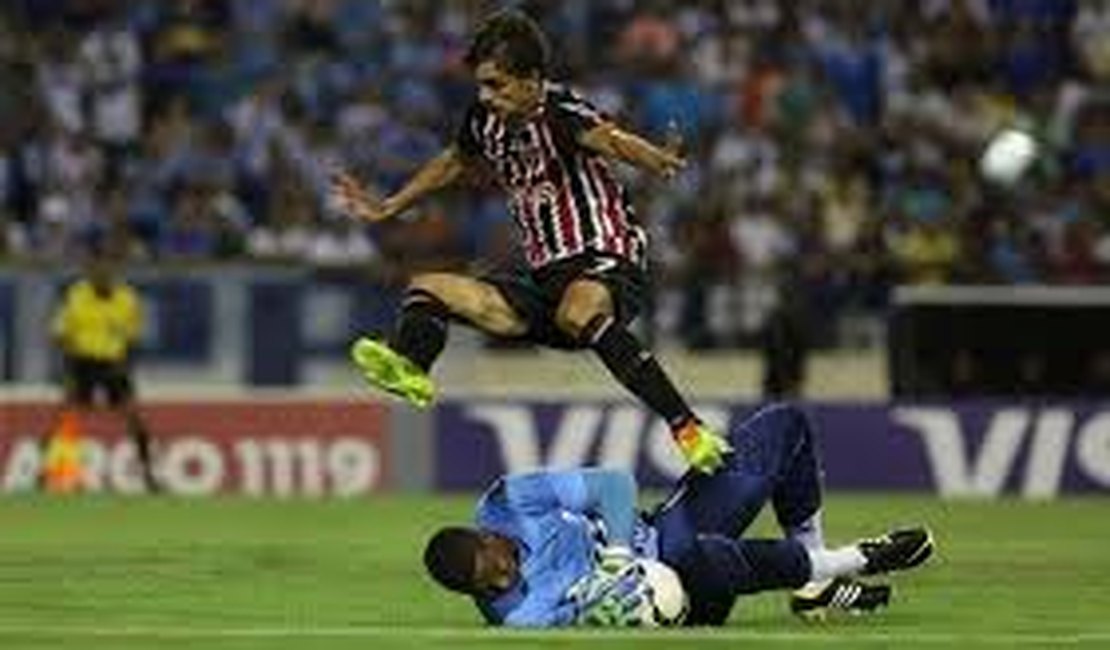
[482, 253, 647, 350]
[63, 356, 134, 407]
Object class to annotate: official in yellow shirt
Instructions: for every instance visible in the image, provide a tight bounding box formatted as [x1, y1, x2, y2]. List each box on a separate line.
[50, 252, 159, 492]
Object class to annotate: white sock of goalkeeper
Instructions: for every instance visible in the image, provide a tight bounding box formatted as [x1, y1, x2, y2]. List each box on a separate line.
[786, 510, 825, 551]
[806, 545, 867, 582]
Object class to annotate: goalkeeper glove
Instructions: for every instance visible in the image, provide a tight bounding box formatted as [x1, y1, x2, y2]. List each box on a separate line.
[674, 421, 732, 474]
[595, 545, 635, 574]
[569, 562, 649, 627]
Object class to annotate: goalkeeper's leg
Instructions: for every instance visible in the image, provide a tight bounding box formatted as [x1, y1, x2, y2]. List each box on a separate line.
[650, 403, 823, 543]
[671, 535, 811, 625]
[670, 534, 890, 625]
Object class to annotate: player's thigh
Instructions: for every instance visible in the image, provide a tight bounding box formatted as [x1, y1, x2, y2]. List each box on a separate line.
[62, 357, 96, 406]
[481, 271, 584, 349]
[103, 365, 135, 408]
[409, 272, 527, 337]
[651, 471, 772, 550]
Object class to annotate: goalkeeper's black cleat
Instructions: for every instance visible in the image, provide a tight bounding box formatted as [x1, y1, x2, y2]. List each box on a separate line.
[790, 577, 891, 621]
[858, 527, 934, 576]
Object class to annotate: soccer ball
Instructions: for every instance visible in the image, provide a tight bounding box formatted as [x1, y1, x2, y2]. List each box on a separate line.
[979, 128, 1038, 186]
[636, 559, 689, 627]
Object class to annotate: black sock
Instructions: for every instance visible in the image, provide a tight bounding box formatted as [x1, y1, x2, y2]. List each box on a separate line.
[127, 413, 159, 491]
[392, 289, 450, 372]
[583, 316, 695, 428]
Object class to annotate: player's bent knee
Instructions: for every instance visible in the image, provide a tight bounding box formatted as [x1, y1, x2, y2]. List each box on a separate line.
[750, 402, 814, 446]
[553, 310, 584, 339]
[554, 303, 607, 340]
[556, 280, 613, 338]
[752, 402, 804, 427]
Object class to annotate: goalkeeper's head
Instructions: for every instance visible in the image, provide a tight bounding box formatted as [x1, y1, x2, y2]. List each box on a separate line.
[424, 526, 519, 597]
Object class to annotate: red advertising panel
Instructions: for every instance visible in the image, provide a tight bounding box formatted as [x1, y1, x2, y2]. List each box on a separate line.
[0, 399, 389, 496]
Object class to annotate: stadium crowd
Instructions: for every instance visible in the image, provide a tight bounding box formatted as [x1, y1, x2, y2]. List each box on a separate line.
[0, 0, 1108, 347]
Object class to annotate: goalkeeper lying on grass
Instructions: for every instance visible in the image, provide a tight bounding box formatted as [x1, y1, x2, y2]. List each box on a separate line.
[423, 403, 935, 627]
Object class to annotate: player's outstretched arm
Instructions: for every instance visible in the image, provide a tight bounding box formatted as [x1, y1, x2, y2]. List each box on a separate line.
[579, 123, 686, 179]
[330, 146, 466, 223]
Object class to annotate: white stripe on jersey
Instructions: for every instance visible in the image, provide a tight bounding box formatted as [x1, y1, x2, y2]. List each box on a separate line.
[462, 86, 645, 269]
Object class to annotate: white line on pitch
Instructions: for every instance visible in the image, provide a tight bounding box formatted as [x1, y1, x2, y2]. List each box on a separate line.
[0, 625, 1106, 645]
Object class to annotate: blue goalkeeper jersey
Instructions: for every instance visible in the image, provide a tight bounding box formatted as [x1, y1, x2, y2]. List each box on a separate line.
[472, 469, 639, 627]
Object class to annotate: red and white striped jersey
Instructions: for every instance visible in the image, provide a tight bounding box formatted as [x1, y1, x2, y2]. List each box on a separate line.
[456, 83, 647, 270]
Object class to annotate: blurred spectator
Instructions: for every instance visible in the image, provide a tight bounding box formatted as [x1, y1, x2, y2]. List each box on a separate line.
[159, 181, 245, 260]
[892, 217, 962, 285]
[729, 194, 797, 341]
[307, 217, 378, 268]
[143, 0, 229, 112]
[618, 4, 681, 71]
[247, 176, 316, 261]
[1073, 0, 1110, 79]
[1, 0, 1108, 351]
[761, 267, 811, 398]
[77, 5, 143, 174]
[672, 208, 737, 349]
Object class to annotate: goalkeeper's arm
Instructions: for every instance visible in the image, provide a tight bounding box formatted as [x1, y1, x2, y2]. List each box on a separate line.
[502, 468, 638, 545]
[578, 469, 637, 546]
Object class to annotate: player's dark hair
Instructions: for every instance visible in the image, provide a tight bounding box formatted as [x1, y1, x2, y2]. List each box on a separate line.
[423, 527, 483, 594]
[464, 10, 548, 78]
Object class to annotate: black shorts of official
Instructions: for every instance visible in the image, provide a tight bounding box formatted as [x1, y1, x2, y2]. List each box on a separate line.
[481, 252, 647, 350]
[63, 356, 135, 407]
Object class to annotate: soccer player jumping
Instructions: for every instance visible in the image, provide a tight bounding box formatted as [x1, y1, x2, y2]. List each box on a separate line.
[330, 10, 731, 473]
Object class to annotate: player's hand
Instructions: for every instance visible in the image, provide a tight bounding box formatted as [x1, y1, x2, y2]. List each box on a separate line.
[655, 150, 686, 180]
[568, 562, 649, 627]
[658, 120, 687, 179]
[595, 545, 635, 574]
[329, 168, 390, 222]
[675, 423, 732, 474]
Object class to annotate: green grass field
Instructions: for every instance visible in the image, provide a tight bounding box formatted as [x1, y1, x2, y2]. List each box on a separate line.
[0, 494, 1106, 649]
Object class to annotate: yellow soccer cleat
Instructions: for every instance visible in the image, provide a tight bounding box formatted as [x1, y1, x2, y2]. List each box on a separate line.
[350, 337, 436, 409]
[673, 421, 733, 474]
